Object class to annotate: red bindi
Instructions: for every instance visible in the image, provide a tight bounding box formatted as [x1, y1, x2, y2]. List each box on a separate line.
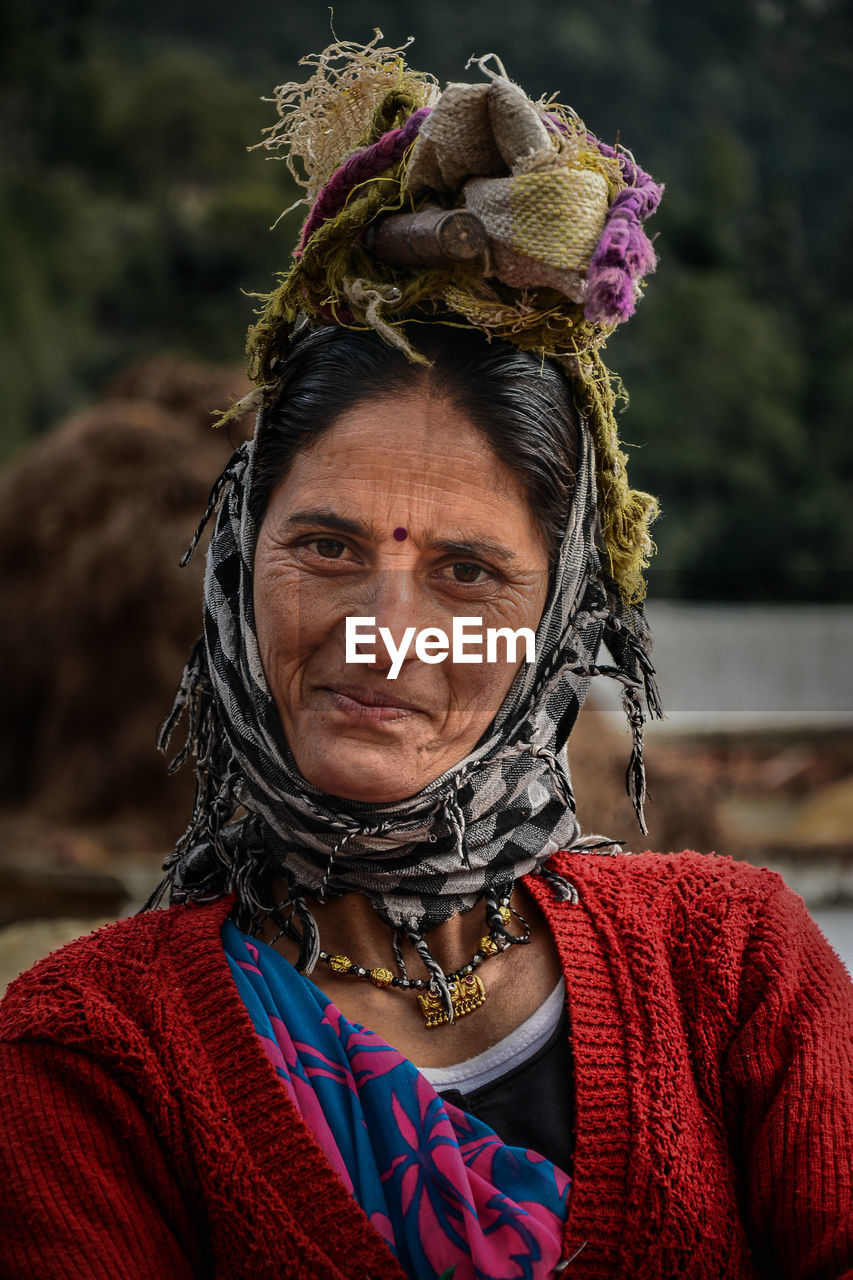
[392, 527, 408, 542]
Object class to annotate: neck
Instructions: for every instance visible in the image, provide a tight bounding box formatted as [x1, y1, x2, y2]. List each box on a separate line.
[260, 879, 500, 980]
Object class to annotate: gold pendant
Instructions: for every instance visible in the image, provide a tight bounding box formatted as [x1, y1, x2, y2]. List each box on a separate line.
[417, 974, 486, 1028]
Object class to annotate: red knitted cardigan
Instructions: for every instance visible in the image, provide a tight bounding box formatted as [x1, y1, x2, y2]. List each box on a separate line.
[1, 850, 852, 1280]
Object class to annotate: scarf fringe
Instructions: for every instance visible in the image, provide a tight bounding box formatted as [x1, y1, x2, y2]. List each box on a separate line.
[407, 928, 455, 1021]
[180, 444, 250, 567]
[539, 866, 579, 905]
[149, 627, 242, 911]
[526, 745, 576, 812]
[538, 835, 623, 905]
[442, 775, 470, 867]
[568, 599, 663, 835]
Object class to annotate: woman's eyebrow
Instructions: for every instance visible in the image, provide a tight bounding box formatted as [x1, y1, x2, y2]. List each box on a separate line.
[284, 511, 519, 564]
[284, 508, 379, 539]
[431, 538, 519, 565]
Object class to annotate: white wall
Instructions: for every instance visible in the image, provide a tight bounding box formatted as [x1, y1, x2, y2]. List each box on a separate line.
[590, 602, 853, 733]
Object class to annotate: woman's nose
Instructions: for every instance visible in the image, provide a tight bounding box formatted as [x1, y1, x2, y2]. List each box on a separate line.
[351, 569, 422, 673]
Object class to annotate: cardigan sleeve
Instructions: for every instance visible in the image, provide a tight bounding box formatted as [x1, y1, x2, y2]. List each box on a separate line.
[723, 885, 853, 1280]
[0, 1038, 204, 1280]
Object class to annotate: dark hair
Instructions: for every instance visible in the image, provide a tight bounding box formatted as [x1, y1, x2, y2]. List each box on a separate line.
[249, 325, 579, 564]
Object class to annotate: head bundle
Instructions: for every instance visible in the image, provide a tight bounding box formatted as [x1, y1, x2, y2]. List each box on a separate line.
[241, 32, 663, 604]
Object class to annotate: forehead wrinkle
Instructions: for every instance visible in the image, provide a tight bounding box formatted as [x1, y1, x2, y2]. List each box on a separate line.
[364, 468, 524, 520]
[364, 480, 528, 562]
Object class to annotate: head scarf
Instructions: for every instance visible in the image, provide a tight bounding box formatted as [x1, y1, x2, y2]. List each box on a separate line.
[153, 391, 660, 1004]
[150, 40, 664, 1016]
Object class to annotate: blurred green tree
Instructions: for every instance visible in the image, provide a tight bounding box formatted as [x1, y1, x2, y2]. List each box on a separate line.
[0, 0, 850, 599]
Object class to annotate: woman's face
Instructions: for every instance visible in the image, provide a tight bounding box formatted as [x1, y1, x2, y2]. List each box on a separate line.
[253, 391, 551, 802]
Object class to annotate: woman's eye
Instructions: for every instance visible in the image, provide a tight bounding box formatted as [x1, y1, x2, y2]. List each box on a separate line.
[310, 538, 347, 559]
[449, 562, 487, 584]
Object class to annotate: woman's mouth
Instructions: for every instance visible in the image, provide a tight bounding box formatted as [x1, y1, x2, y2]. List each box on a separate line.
[324, 683, 422, 723]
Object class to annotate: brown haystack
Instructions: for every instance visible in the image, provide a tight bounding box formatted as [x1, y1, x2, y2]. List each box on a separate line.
[0, 356, 252, 842]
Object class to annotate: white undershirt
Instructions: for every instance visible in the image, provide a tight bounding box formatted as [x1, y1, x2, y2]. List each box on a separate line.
[416, 977, 566, 1094]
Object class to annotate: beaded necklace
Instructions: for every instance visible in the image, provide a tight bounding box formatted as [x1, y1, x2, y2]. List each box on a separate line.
[266, 894, 532, 1028]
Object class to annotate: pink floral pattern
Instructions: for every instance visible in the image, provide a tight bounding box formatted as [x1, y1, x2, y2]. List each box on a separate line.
[225, 921, 570, 1279]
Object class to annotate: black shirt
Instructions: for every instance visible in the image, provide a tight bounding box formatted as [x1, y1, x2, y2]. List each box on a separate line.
[436, 1008, 574, 1174]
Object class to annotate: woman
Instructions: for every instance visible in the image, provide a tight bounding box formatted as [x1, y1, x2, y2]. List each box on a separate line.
[2, 38, 852, 1280]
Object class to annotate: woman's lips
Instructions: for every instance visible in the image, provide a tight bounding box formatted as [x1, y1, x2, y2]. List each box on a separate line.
[324, 683, 423, 723]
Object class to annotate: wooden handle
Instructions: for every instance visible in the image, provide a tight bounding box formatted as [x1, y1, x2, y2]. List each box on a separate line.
[366, 208, 487, 266]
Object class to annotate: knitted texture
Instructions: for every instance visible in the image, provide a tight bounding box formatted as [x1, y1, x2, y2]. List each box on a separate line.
[2, 851, 852, 1280]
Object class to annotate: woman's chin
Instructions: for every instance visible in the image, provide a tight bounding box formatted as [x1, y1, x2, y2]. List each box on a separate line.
[293, 745, 440, 805]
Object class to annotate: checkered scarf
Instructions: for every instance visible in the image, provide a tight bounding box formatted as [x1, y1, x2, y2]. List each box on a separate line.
[153, 406, 660, 986]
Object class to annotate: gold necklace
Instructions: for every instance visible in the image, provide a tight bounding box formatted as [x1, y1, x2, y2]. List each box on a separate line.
[314, 895, 531, 1028]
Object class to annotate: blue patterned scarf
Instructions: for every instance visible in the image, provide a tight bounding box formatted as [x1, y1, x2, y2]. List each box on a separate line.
[223, 919, 571, 1279]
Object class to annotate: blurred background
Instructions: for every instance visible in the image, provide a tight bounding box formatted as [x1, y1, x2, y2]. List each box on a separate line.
[1, 0, 851, 988]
